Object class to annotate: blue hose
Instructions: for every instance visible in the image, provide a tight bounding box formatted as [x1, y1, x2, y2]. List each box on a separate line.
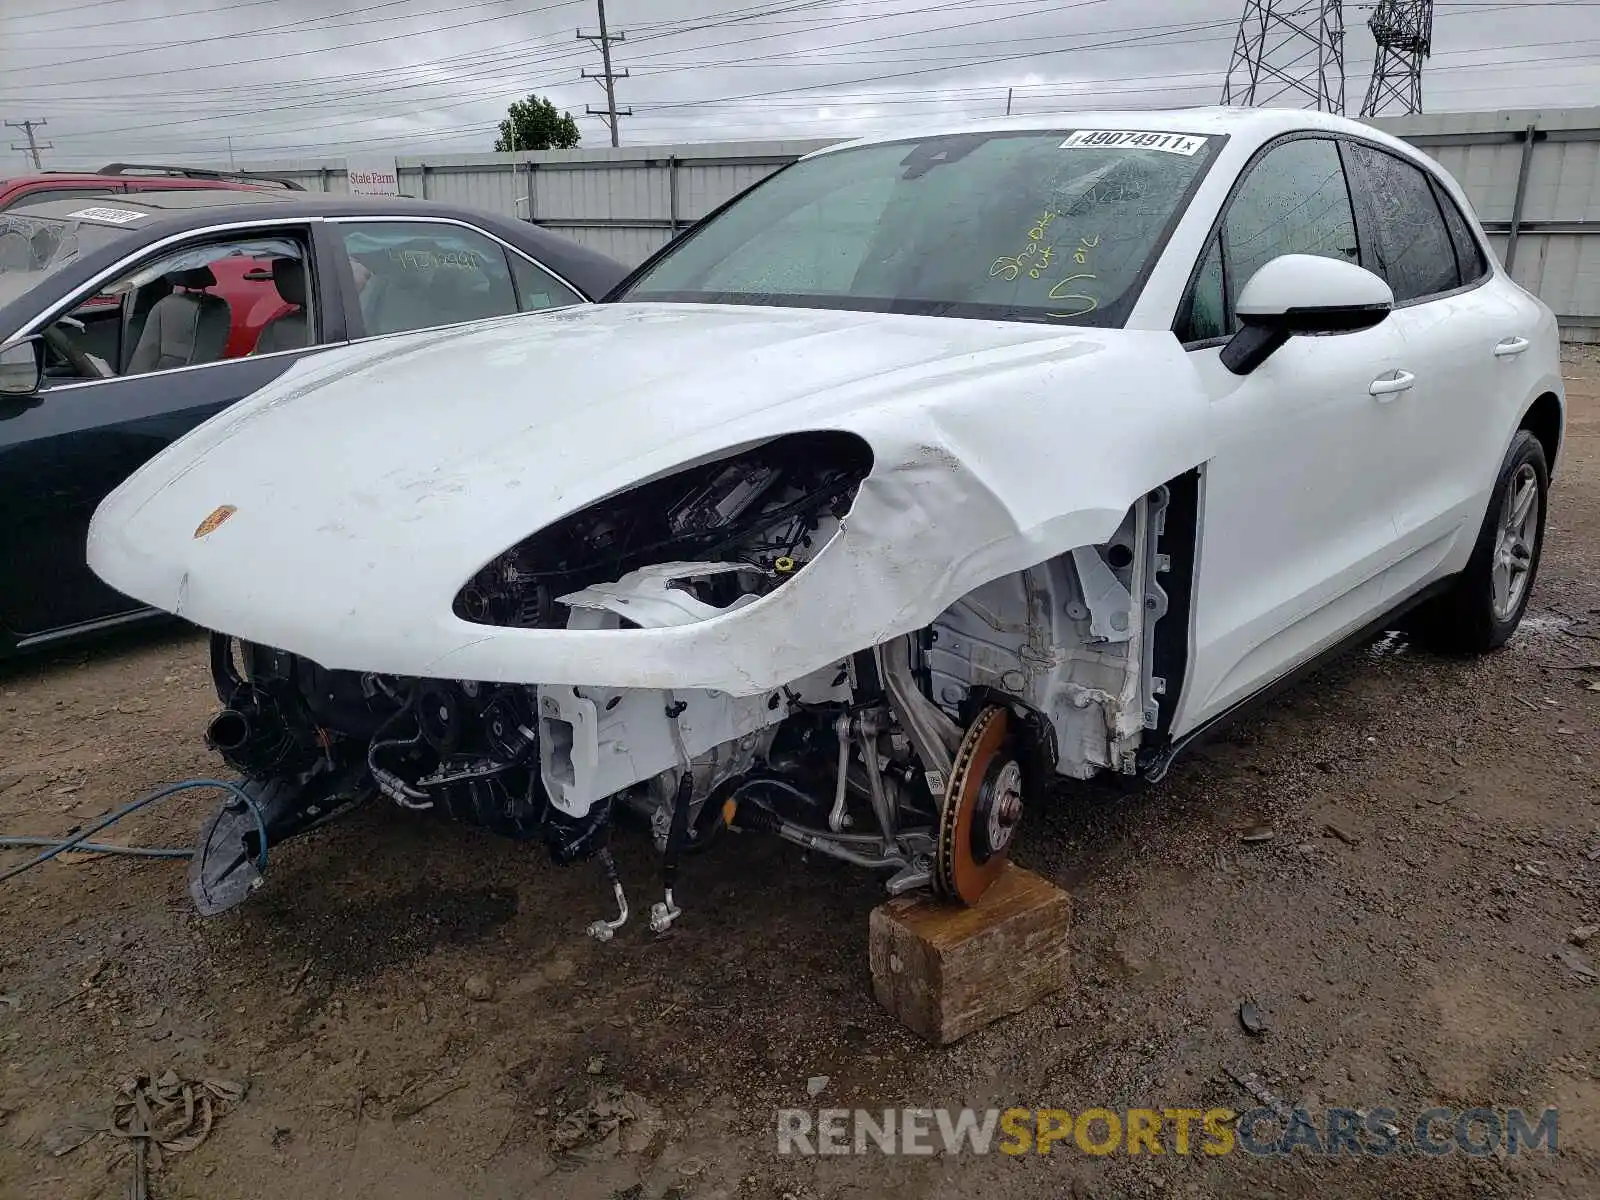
[0, 778, 266, 887]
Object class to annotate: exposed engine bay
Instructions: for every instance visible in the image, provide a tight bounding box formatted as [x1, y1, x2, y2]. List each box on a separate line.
[190, 435, 1191, 934]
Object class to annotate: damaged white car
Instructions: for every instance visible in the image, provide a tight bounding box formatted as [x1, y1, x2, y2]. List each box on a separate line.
[82, 109, 1564, 930]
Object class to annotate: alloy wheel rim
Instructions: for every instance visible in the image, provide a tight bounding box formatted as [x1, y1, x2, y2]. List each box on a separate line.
[1491, 463, 1539, 622]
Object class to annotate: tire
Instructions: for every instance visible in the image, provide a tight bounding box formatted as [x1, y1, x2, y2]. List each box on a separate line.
[1410, 429, 1548, 654]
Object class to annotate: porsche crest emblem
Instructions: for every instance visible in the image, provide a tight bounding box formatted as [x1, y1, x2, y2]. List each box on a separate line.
[193, 505, 237, 539]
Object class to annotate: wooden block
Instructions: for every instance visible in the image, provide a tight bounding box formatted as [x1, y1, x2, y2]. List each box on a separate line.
[868, 863, 1072, 1046]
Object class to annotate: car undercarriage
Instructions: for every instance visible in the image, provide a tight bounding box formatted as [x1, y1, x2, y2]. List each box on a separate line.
[188, 431, 1194, 934]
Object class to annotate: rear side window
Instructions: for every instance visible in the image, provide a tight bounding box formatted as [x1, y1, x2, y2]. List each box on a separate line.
[509, 253, 582, 312]
[336, 221, 520, 337]
[1342, 143, 1460, 302]
[1431, 178, 1490, 284]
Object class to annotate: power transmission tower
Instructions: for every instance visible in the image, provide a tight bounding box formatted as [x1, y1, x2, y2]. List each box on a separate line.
[1359, 0, 1434, 116]
[1220, 1, 1346, 113]
[6, 118, 53, 169]
[578, 0, 630, 147]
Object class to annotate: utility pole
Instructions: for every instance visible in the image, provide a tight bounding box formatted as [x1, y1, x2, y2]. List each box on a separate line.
[1359, 0, 1434, 116]
[1220, 1, 1346, 113]
[1005, 87, 1014, 116]
[578, 0, 630, 147]
[6, 118, 52, 170]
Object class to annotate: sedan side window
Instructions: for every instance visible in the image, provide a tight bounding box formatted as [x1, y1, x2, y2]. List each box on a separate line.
[1222, 137, 1360, 318]
[336, 222, 522, 337]
[38, 231, 318, 386]
[1341, 142, 1461, 302]
[509, 252, 582, 312]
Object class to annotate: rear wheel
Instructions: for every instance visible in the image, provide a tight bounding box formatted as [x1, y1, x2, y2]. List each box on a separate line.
[1411, 430, 1548, 654]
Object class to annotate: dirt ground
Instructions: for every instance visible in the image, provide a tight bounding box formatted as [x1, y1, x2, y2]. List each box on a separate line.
[2, 353, 1599, 1200]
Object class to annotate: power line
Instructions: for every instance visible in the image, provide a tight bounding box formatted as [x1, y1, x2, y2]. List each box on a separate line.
[20, 0, 1091, 138]
[6, 0, 585, 91]
[15, 0, 1595, 160]
[578, 0, 630, 146]
[0, 0, 1059, 98]
[25, 0, 546, 73]
[5, 117, 52, 169]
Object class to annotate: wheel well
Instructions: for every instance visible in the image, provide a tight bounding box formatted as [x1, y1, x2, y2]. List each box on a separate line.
[1147, 467, 1201, 743]
[1520, 392, 1563, 473]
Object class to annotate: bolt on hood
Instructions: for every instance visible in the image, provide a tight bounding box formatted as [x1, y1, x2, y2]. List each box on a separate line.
[88, 301, 1212, 691]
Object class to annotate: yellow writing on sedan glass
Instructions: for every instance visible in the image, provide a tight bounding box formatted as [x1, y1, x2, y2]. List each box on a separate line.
[1046, 273, 1099, 317]
[990, 240, 1054, 282]
[1073, 233, 1100, 265]
[1028, 210, 1057, 241]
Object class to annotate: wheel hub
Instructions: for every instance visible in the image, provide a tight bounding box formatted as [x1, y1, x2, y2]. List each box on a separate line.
[933, 705, 1026, 904]
[1491, 462, 1540, 622]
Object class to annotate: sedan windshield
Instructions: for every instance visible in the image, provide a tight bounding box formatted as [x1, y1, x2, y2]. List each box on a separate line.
[617, 129, 1221, 326]
[0, 213, 132, 307]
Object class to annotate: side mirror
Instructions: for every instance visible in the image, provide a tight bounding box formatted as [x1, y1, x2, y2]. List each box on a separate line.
[1220, 254, 1394, 375]
[0, 336, 44, 403]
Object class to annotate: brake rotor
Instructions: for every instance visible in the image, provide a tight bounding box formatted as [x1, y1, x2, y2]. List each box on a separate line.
[933, 704, 1026, 904]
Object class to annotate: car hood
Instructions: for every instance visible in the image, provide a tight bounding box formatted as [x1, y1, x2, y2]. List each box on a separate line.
[89, 301, 1212, 689]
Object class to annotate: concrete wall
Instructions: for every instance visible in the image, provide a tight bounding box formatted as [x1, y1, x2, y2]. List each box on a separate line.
[235, 107, 1600, 340]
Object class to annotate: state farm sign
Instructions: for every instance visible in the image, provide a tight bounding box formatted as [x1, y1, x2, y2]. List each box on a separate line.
[346, 156, 399, 196]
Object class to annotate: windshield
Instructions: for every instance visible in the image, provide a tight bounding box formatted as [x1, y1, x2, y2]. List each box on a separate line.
[617, 129, 1221, 326]
[0, 214, 133, 306]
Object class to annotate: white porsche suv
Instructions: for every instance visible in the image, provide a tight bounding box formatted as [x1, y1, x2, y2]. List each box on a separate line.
[73, 107, 1562, 930]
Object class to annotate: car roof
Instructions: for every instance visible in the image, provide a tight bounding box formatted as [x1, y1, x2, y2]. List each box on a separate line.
[803, 105, 1413, 158]
[10, 188, 565, 225]
[11, 190, 293, 220]
[0, 172, 258, 186]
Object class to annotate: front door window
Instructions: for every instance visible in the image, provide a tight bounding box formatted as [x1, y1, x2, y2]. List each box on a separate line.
[38, 231, 317, 385]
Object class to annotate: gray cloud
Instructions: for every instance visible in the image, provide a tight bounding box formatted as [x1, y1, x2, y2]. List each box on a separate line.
[2, 0, 1596, 170]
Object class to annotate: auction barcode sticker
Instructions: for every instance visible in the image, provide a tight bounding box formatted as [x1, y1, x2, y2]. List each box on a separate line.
[1060, 130, 1207, 156]
[66, 206, 148, 224]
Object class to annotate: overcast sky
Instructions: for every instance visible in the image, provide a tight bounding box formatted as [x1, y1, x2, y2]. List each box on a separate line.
[2, 0, 1597, 170]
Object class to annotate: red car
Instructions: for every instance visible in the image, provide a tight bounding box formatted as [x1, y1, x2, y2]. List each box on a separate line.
[0, 161, 301, 213]
[0, 163, 304, 356]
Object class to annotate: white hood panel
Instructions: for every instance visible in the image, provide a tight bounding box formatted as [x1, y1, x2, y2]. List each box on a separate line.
[88, 302, 1212, 693]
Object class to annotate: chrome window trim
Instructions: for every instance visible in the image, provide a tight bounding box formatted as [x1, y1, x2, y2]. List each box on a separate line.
[317, 302, 590, 353]
[32, 342, 335, 394]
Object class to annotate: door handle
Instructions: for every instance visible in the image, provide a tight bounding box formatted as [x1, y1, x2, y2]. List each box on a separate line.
[1494, 336, 1531, 357]
[1369, 369, 1416, 399]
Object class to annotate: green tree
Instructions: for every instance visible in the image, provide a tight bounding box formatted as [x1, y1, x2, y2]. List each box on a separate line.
[494, 94, 581, 152]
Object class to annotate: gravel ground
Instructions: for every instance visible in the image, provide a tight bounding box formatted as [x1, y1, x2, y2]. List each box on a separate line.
[2, 350, 1598, 1200]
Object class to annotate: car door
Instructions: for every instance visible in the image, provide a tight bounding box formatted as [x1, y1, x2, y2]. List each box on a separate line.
[0, 221, 349, 641]
[1170, 135, 1414, 731]
[1338, 139, 1528, 599]
[323, 217, 583, 340]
